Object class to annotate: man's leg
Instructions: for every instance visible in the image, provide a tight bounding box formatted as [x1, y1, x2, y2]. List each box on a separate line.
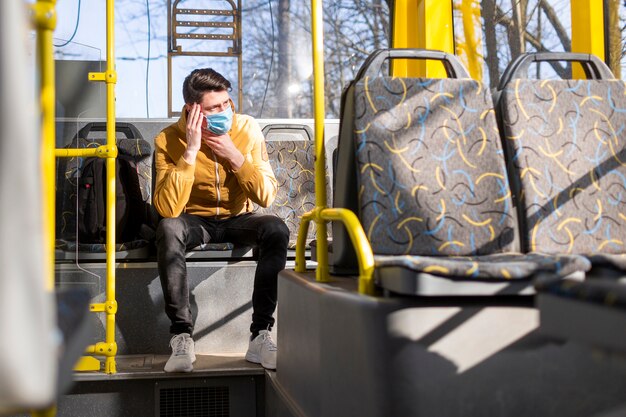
[220, 213, 289, 334]
[156, 213, 214, 372]
[156, 213, 213, 336]
[219, 213, 289, 370]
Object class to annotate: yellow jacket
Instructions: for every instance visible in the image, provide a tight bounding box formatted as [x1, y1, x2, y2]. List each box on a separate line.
[153, 106, 277, 218]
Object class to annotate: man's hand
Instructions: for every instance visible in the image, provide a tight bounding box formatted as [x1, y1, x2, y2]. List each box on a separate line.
[183, 103, 203, 164]
[202, 132, 245, 171]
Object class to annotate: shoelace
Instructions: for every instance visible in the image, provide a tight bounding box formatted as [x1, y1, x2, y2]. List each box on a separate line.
[170, 335, 191, 356]
[261, 333, 277, 352]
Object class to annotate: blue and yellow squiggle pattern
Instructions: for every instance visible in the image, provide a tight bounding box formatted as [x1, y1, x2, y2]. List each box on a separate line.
[354, 77, 517, 257]
[501, 79, 626, 255]
[254, 140, 329, 247]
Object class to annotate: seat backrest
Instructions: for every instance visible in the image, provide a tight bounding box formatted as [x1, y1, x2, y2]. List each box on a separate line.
[254, 139, 324, 247]
[497, 52, 625, 255]
[56, 122, 153, 244]
[333, 49, 520, 268]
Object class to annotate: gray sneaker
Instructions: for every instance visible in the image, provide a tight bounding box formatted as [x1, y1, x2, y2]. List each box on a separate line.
[164, 333, 196, 373]
[245, 330, 277, 370]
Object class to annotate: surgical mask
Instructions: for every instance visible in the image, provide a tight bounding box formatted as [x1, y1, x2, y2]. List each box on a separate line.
[205, 105, 233, 135]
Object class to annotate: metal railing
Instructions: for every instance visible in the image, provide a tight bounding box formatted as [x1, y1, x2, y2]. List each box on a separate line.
[33, 0, 119, 374]
[294, 0, 376, 295]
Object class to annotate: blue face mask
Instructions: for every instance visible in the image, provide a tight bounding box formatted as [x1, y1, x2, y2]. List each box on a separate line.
[205, 105, 233, 135]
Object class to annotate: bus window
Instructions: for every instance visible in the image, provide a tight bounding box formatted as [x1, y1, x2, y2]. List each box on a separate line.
[453, 0, 574, 88]
[52, 0, 389, 119]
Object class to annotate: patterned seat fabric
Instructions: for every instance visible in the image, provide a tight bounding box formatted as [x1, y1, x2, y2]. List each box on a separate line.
[352, 76, 589, 280]
[500, 79, 626, 265]
[355, 78, 517, 256]
[255, 140, 329, 249]
[375, 252, 589, 280]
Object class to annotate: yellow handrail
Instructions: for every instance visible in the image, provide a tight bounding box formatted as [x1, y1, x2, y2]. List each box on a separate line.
[96, 0, 118, 375]
[295, 208, 375, 295]
[35, 0, 119, 374]
[302, 0, 376, 295]
[55, 145, 118, 159]
[310, 0, 329, 283]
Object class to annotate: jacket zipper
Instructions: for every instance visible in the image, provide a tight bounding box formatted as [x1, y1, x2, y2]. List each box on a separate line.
[212, 150, 221, 217]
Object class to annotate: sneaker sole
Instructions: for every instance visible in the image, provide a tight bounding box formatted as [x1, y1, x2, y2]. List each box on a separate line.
[245, 352, 276, 370]
[164, 363, 193, 373]
[245, 352, 261, 364]
[164, 355, 196, 373]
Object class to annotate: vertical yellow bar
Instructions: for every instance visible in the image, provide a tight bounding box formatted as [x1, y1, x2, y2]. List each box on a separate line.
[34, 0, 57, 291]
[104, 0, 118, 374]
[392, 0, 419, 77]
[459, 0, 483, 80]
[571, 0, 605, 78]
[310, 0, 329, 282]
[392, 0, 454, 78]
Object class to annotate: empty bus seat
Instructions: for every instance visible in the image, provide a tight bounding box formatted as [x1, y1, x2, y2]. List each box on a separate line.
[254, 139, 317, 250]
[496, 52, 626, 349]
[259, 124, 331, 254]
[496, 52, 623, 266]
[332, 49, 590, 295]
[56, 122, 154, 260]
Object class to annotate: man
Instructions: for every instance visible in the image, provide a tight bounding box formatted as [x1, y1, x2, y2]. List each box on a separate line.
[153, 68, 289, 372]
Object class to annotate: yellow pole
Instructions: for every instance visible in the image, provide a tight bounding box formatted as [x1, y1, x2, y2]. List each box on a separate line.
[392, 0, 454, 78]
[300, 0, 377, 290]
[571, 0, 605, 78]
[104, 0, 118, 374]
[392, 0, 419, 77]
[459, 0, 483, 80]
[72, 0, 119, 374]
[32, 0, 57, 291]
[310, 0, 329, 282]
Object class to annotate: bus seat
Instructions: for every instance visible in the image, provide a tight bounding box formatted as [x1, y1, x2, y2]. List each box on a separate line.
[261, 123, 313, 141]
[55, 122, 154, 260]
[254, 137, 330, 252]
[332, 49, 590, 295]
[496, 52, 626, 347]
[496, 52, 626, 270]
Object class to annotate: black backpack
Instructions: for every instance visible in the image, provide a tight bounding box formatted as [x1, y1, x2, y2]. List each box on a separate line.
[57, 122, 153, 244]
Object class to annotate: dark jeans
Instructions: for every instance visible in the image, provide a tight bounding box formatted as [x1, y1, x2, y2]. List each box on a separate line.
[156, 212, 289, 336]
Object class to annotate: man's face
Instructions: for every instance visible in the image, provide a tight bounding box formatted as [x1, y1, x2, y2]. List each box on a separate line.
[186, 90, 231, 130]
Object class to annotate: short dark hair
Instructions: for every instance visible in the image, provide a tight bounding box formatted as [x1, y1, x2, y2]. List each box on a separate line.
[182, 68, 232, 104]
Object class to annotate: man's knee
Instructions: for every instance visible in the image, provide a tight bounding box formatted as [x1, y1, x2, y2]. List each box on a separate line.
[156, 217, 187, 244]
[260, 217, 290, 247]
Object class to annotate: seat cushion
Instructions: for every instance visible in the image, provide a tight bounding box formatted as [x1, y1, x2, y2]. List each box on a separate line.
[56, 238, 149, 253]
[374, 252, 591, 280]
